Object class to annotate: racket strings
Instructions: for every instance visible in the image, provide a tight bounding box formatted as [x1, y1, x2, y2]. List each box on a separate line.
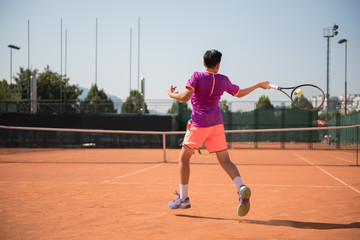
[291, 86, 325, 111]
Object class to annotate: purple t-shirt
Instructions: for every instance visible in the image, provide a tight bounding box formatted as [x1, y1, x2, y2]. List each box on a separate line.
[186, 71, 240, 127]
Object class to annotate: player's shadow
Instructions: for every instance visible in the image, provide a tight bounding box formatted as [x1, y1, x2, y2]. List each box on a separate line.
[176, 214, 237, 221]
[175, 214, 360, 230]
[240, 219, 360, 230]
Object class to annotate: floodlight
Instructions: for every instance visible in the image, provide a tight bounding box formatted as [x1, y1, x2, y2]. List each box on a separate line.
[8, 45, 20, 50]
[338, 39, 347, 44]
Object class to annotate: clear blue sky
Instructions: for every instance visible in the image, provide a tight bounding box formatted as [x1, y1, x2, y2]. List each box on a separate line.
[1, 0, 359, 102]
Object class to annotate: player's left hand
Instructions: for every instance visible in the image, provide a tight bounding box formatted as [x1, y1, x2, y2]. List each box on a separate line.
[168, 85, 179, 95]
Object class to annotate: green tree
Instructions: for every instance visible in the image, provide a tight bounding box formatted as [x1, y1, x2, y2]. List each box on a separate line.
[256, 95, 274, 109]
[0, 79, 21, 101]
[291, 96, 313, 110]
[13, 68, 38, 100]
[12, 66, 83, 113]
[167, 101, 190, 114]
[318, 112, 341, 121]
[348, 110, 360, 116]
[219, 99, 230, 112]
[37, 66, 82, 113]
[121, 90, 149, 114]
[81, 84, 117, 113]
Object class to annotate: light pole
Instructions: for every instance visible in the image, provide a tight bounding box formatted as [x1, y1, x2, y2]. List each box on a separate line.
[137, 17, 141, 92]
[338, 39, 348, 115]
[8, 44, 21, 86]
[129, 28, 132, 95]
[323, 24, 338, 120]
[60, 19, 63, 113]
[95, 18, 98, 113]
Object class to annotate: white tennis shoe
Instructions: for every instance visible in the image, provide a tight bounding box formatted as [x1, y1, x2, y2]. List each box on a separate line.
[237, 185, 251, 216]
[168, 190, 191, 209]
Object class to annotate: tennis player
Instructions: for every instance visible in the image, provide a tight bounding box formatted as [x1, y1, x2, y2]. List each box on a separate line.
[167, 49, 270, 216]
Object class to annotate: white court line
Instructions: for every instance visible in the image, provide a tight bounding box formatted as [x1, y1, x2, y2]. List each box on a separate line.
[102, 182, 345, 189]
[0, 180, 346, 189]
[333, 155, 355, 164]
[319, 151, 355, 164]
[294, 153, 360, 194]
[101, 163, 163, 183]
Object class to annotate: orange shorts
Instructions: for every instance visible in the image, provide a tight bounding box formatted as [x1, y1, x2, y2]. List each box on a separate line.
[183, 123, 228, 153]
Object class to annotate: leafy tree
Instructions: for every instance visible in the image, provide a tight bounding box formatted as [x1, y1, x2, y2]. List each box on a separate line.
[318, 112, 341, 121]
[121, 90, 149, 114]
[81, 84, 117, 113]
[256, 95, 274, 109]
[0, 79, 21, 101]
[13, 68, 38, 100]
[12, 66, 83, 113]
[348, 110, 360, 116]
[37, 66, 82, 113]
[291, 96, 313, 110]
[318, 113, 326, 121]
[219, 99, 230, 112]
[167, 101, 190, 114]
[167, 99, 229, 114]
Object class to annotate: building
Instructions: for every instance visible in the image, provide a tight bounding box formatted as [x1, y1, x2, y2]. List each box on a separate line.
[311, 94, 360, 115]
[337, 94, 360, 115]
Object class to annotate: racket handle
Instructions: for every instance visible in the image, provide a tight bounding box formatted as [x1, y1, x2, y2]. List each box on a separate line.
[269, 83, 279, 90]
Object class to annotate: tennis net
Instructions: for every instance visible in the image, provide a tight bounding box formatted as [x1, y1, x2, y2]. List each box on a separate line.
[0, 125, 358, 166]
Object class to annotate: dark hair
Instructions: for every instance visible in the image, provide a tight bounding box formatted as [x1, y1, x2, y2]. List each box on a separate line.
[203, 49, 222, 68]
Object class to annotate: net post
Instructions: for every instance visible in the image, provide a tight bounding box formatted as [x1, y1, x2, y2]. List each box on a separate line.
[254, 109, 258, 149]
[357, 126, 359, 166]
[281, 109, 285, 149]
[162, 132, 167, 163]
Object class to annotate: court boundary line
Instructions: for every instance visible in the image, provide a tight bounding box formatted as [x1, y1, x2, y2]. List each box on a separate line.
[0, 181, 348, 189]
[319, 150, 356, 165]
[101, 182, 346, 189]
[101, 163, 163, 183]
[294, 153, 360, 194]
[332, 155, 355, 164]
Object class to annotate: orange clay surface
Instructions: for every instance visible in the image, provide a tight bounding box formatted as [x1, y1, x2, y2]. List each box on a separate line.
[0, 148, 359, 240]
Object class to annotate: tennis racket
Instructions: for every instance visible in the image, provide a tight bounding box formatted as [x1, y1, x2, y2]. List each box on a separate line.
[269, 84, 325, 111]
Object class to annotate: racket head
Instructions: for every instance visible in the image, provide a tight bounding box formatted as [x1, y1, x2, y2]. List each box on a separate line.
[290, 84, 325, 111]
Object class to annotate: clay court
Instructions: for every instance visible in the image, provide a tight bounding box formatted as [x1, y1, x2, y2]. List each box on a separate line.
[0, 148, 359, 240]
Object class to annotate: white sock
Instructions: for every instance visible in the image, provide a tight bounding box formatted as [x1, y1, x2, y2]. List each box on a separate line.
[233, 176, 244, 191]
[180, 184, 188, 200]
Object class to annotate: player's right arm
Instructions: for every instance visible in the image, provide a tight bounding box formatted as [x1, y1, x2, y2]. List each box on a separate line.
[235, 81, 270, 98]
[167, 85, 194, 102]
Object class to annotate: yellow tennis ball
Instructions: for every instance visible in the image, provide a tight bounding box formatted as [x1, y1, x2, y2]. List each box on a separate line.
[296, 89, 303, 96]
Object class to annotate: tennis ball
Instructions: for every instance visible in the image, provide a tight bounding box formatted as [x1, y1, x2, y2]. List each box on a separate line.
[296, 89, 303, 96]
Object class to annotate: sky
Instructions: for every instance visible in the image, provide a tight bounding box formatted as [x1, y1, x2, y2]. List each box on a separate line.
[1, 0, 359, 104]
